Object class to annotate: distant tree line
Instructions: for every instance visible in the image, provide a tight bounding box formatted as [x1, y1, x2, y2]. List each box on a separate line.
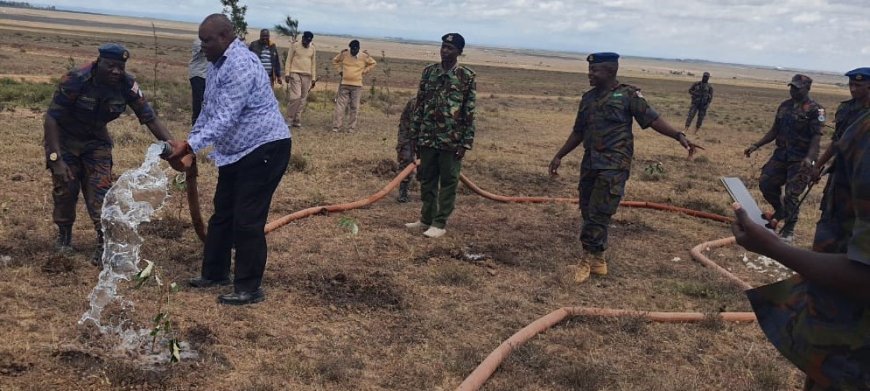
[0, 1, 56, 10]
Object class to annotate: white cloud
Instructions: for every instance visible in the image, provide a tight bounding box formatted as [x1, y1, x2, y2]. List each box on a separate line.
[44, 0, 870, 72]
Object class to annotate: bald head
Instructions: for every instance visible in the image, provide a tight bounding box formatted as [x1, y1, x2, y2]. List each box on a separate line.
[201, 13, 234, 36]
[199, 14, 235, 63]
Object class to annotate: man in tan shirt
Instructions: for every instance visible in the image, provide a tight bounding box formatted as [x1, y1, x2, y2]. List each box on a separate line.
[284, 31, 316, 128]
[331, 39, 376, 132]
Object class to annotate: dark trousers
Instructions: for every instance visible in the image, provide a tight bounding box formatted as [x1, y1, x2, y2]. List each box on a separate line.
[418, 146, 462, 229]
[759, 157, 810, 230]
[190, 76, 205, 125]
[579, 168, 629, 253]
[201, 138, 291, 292]
[685, 103, 708, 129]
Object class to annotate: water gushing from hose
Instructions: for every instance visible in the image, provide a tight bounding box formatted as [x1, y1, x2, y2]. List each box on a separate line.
[79, 143, 168, 350]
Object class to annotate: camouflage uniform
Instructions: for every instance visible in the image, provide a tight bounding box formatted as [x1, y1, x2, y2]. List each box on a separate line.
[685, 81, 713, 129]
[47, 62, 156, 231]
[758, 98, 824, 229]
[818, 99, 866, 214]
[396, 98, 417, 200]
[411, 63, 475, 228]
[746, 108, 870, 390]
[572, 83, 659, 253]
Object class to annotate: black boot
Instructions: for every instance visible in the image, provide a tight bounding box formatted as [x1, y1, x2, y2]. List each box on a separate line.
[91, 229, 104, 267]
[55, 224, 73, 255]
[397, 182, 410, 203]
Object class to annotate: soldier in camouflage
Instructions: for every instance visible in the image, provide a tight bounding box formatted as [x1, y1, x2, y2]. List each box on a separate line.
[685, 72, 713, 132]
[404, 33, 475, 239]
[396, 97, 417, 203]
[744, 74, 823, 242]
[549, 52, 702, 283]
[734, 67, 870, 391]
[44, 43, 175, 265]
[812, 67, 870, 211]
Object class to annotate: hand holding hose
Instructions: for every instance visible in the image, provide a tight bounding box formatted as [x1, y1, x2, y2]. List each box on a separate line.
[162, 140, 194, 172]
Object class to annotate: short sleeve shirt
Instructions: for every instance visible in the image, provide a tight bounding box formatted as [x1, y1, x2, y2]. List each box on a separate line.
[47, 63, 156, 143]
[572, 83, 659, 170]
[771, 98, 824, 162]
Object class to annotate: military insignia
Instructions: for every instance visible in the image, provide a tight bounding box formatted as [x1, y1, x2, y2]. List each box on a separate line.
[818, 108, 826, 122]
[446, 35, 453, 42]
[131, 81, 142, 98]
[857, 74, 864, 81]
[122, 50, 129, 60]
[588, 55, 594, 62]
[635, 91, 644, 99]
[613, 93, 623, 97]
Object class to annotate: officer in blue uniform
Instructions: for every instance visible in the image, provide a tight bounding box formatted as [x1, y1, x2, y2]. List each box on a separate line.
[44, 43, 174, 265]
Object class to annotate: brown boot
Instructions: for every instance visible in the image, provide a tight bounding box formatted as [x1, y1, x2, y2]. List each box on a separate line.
[589, 252, 608, 276]
[573, 262, 591, 283]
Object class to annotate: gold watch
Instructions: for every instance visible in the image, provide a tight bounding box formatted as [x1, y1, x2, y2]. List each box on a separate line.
[48, 152, 58, 162]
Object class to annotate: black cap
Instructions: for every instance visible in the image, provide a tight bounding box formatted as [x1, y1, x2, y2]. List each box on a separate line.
[586, 52, 619, 64]
[302, 31, 313, 39]
[98, 43, 129, 62]
[442, 33, 465, 51]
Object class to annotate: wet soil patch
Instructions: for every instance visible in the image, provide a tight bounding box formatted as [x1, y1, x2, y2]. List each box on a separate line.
[303, 271, 405, 311]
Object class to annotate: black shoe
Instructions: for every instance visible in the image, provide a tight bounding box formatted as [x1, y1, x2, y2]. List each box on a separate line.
[218, 289, 265, 305]
[188, 276, 232, 288]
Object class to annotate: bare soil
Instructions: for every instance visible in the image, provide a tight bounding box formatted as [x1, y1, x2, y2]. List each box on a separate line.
[0, 7, 852, 391]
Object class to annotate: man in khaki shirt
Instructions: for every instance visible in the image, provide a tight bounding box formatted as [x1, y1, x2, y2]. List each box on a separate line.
[284, 31, 316, 128]
[331, 39, 376, 132]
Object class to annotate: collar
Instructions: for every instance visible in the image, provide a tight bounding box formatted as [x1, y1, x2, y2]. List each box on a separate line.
[214, 38, 244, 69]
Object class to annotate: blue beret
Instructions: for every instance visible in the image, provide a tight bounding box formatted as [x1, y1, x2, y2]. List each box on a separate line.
[98, 43, 129, 62]
[845, 67, 870, 81]
[587, 52, 619, 64]
[442, 33, 465, 50]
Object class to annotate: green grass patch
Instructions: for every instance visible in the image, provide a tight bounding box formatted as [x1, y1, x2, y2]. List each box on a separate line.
[0, 78, 55, 109]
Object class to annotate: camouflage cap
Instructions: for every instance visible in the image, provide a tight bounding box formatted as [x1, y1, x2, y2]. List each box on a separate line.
[788, 74, 812, 89]
[98, 43, 129, 62]
[845, 67, 870, 81]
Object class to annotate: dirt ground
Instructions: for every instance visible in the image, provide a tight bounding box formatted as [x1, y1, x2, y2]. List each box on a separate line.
[0, 7, 853, 391]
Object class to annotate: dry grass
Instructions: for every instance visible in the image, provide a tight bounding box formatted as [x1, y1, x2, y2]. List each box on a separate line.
[0, 20, 851, 391]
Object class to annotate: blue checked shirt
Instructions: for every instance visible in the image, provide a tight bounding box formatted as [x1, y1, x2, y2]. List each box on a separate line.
[189, 39, 290, 167]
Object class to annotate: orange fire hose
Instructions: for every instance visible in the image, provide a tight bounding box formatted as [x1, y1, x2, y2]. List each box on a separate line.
[181, 160, 762, 390]
[185, 157, 207, 242]
[456, 307, 756, 391]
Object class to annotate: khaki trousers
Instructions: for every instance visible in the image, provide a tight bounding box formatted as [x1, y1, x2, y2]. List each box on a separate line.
[287, 73, 312, 126]
[332, 85, 362, 131]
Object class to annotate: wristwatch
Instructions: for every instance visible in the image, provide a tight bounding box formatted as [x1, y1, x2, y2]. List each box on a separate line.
[48, 152, 58, 162]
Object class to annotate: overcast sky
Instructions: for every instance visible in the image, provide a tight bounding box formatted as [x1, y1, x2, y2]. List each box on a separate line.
[41, 0, 869, 72]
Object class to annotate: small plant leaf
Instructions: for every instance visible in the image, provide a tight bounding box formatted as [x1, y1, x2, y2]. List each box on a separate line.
[134, 260, 155, 288]
[169, 339, 181, 363]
